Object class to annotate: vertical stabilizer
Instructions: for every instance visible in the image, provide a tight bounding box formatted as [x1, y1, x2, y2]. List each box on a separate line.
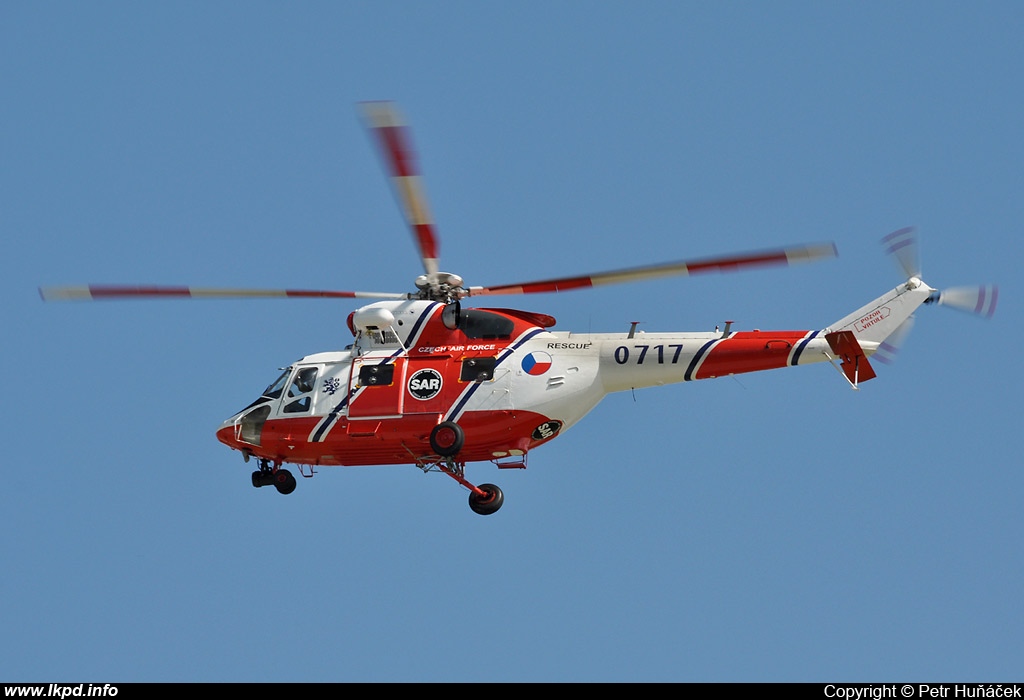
[828, 278, 935, 348]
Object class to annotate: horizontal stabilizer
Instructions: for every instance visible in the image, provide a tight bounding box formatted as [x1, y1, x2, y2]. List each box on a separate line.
[826, 330, 877, 387]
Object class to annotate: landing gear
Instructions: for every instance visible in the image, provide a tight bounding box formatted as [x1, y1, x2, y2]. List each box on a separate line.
[251, 459, 296, 495]
[273, 469, 297, 494]
[419, 422, 505, 515]
[429, 421, 465, 457]
[468, 483, 504, 516]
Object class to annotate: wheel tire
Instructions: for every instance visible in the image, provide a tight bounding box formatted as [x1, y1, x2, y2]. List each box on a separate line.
[469, 483, 504, 515]
[429, 421, 465, 457]
[252, 470, 264, 488]
[274, 469, 297, 495]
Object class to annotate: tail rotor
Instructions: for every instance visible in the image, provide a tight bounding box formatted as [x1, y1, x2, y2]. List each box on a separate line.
[882, 226, 921, 279]
[873, 316, 915, 365]
[926, 284, 999, 319]
[873, 226, 997, 365]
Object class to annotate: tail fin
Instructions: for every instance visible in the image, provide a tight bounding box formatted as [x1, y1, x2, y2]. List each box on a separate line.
[828, 278, 935, 349]
[829, 227, 997, 360]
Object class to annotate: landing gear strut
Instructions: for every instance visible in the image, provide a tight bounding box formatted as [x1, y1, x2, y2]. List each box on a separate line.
[422, 422, 504, 515]
[251, 459, 296, 495]
[430, 458, 504, 516]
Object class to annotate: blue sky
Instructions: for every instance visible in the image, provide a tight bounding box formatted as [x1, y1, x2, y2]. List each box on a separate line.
[3, 1, 1021, 682]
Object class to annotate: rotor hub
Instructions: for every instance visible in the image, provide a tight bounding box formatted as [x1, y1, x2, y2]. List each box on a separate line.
[414, 271, 465, 302]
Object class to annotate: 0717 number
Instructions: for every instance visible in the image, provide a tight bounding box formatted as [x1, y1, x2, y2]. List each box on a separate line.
[613, 344, 684, 365]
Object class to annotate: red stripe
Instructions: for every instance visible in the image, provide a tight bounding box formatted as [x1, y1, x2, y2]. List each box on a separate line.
[413, 223, 439, 260]
[89, 286, 191, 297]
[282, 290, 359, 298]
[376, 125, 417, 177]
[88, 287, 361, 299]
[686, 251, 790, 274]
[695, 331, 808, 378]
[513, 278, 596, 294]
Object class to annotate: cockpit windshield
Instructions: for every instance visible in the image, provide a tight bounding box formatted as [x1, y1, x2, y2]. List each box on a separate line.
[262, 369, 291, 399]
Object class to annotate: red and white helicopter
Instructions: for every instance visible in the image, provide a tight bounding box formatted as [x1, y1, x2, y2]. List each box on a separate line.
[41, 102, 998, 515]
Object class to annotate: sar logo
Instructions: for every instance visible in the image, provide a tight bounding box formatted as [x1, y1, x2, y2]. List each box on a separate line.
[408, 368, 443, 400]
[531, 420, 563, 441]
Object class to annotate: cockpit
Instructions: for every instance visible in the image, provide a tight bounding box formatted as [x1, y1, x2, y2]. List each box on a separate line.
[225, 363, 326, 447]
[259, 365, 319, 414]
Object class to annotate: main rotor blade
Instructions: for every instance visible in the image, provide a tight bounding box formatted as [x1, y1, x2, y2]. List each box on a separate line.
[465, 242, 838, 297]
[39, 285, 410, 301]
[359, 101, 440, 276]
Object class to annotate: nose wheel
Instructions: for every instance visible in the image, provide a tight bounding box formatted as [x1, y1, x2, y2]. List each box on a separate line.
[251, 460, 296, 495]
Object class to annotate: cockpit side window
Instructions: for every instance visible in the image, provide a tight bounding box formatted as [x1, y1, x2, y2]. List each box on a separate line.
[288, 367, 318, 397]
[283, 367, 318, 414]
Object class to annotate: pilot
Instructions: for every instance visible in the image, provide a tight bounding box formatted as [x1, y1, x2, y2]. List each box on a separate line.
[294, 368, 316, 394]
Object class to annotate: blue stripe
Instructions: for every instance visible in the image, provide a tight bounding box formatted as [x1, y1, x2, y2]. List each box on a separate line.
[405, 302, 440, 347]
[312, 394, 350, 442]
[446, 327, 546, 421]
[312, 303, 439, 442]
[790, 330, 819, 366]
[684, 339, 718, 381]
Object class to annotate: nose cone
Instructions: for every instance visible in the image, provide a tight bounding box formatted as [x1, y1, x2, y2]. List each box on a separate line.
[216, 417, 240, 449]
[218, 403, 271, 452]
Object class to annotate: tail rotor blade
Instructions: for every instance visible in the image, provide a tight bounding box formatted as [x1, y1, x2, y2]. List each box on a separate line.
[881, 226, 920, 279]
[873, 316, 916, 365]
[937, 285, 999, 318]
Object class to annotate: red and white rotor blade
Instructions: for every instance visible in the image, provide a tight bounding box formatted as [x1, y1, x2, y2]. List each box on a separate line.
[936, 285, 999, 318]
[359, 101, 440, 276]
[465, 242, 838, 297]
[39, 285, 410, 301]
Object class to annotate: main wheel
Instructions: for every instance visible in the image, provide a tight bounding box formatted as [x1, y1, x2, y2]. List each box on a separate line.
[274, 469, 297, 495]
[430, 421, 465, 457]
[469, 483, 504, 515]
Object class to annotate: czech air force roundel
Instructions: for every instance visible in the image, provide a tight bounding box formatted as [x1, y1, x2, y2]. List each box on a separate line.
[521, 351, 552, 376]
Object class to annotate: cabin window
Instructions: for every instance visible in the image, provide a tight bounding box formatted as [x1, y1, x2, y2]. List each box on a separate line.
[461, 356, 496, 382]
[359, 364, 395, 386]
[283, 396, 311, 414]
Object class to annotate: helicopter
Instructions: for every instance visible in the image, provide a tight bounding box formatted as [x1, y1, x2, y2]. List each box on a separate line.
[40, 101, 998, 515]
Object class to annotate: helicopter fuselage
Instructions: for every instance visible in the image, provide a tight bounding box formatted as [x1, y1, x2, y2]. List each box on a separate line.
[215, 299, 846, 470]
